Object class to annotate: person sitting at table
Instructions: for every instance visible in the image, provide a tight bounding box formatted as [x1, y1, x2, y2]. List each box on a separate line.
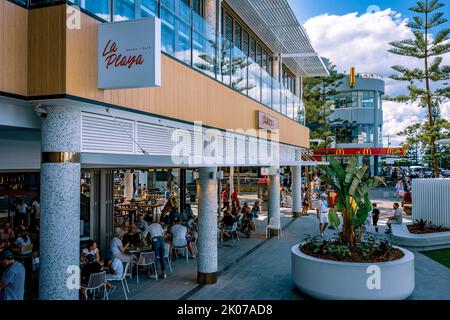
[122, 224, 141, 248]
[170, 218, 196, 259]
[110, 228, 134, 262]
[231, 201, 241, 217]
[80, 254, 102, 300]
[0, 223, 15, 246]
[251, 201, 260, 219]
[82, 240, 101, 263]
[15, 227, 32, 251]
[104, 254, 124, 294]
[169, 206, 181, 224]
[147, 216, 167, 279]
[221, 210, 235, 240]
[181, 204, 194, 221]
[136, 214, 150, 241]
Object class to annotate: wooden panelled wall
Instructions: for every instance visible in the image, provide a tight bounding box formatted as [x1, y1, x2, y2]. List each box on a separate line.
[0, 1, 309, 148]
[0, 0, 28, 96]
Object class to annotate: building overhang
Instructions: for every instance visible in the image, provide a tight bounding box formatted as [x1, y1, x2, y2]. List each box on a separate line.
[225, 0, 329, 77]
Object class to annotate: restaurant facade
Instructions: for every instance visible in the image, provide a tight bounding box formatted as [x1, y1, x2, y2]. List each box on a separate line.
[0, 0, 328, 299]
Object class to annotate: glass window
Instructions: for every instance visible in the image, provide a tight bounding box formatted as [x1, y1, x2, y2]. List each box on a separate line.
[140, 0, 158, 17]
[114, 0, 136, 21]
[256, 44, 262, 67]
[362, 91, 374, 108]
[192, 0, 203, 16]
[225, 13, 233, 42]
[234, 22, 242, 49]
[242, 31, 249, 56]
[75, 0, 111, 21]
[250, 38, 256, 62]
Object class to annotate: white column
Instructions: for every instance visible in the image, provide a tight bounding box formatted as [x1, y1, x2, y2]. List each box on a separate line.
[268, 167, 281, 235]
[39, 106, 81, 300]
[124, 170, 134, 200]
[228, 167, 234, 201]
[291, 165, 302, 217]
[197, 167, 218, 284]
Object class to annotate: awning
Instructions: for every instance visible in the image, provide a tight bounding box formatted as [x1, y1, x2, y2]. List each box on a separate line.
[225, 0, 329, 77]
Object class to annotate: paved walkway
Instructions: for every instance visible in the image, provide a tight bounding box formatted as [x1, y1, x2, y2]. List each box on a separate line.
[109, 187, 450, 300]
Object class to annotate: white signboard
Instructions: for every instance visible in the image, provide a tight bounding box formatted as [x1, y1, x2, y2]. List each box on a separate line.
[98, 17, 161, 89]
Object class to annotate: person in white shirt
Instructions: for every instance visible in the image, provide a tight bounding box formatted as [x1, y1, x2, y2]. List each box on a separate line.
[147, 217, 167, 278]
[16, 200, 29, 226]
[81, 240, 101, 263]
[170, 218, 196, 259]
[316, 194, 329, 235]
[110, 228, 134, 262]
[386, 203, 403, 233]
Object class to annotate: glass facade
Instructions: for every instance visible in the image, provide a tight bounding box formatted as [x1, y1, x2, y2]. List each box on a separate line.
[333, 123, 375, 144]
[331, 90, 380, 109]
[62, 0, 305, 125]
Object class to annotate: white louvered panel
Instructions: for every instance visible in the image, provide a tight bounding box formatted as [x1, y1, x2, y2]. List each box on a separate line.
[248, 137, 258, 165]
[191, 131, 203, 164]
[271, 140, 280, 166]
[258, 139, 272, 166]
[215, 134, 225, 166]
[412, 179, 450, 228]
[82, 114, 134, 154]
[137, 122, 174, 155]
[236, 135, 246, 165]
[225, 132, 235, 165]
[171, 129, 192, 157]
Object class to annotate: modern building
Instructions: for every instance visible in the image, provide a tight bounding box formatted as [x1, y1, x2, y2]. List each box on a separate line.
[0, 0, 328, 299]
[327, 72, 385, 175]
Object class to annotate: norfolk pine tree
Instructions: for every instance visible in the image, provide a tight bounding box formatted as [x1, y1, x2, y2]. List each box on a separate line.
[389, 0, 450, 177]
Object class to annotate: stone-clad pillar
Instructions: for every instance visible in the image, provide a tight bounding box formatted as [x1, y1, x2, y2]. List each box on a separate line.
[39, 106, 81, 300]
[291, 166, 302, 217]
[124, 170, 134, 200]
[197, 167, 218, 284]
[268, 167, 281, 235]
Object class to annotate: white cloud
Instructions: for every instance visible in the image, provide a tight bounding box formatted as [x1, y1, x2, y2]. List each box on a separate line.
[382, 100, 450, 146]
[304, 9, 450, 147]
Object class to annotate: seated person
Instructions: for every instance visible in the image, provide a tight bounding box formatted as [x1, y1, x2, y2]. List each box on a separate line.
[168, 207, 181, 224]
[0, 223, 15, 246]
[82, 240, 101, 263]
[170, 218, 196, 258]
[181, 204, 194, 221]
[122, 224, 141, 248]
[80, 254, 103, 299]
[136, 214, 150, 240]
[221, 211, 235, 239]
[110, 228, 134, 262]
[104, 255, 124, 294]
[231, 201, 241, 217]
[14, 228, 32, 257]
[386, 203, 403, 233]
[251, 201, 260, 219]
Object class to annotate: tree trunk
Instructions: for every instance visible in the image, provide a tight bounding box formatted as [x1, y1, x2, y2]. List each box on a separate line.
[424, 0, 440, 178]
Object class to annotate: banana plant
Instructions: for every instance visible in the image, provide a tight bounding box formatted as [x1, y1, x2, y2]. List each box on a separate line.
[319, 155, 385, 246]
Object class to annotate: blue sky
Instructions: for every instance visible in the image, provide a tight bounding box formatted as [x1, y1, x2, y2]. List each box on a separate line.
[289, 0, 450, 24]
[287, 0, 450, 147]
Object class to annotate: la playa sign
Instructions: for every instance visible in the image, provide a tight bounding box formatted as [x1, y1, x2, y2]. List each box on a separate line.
[98, 17, 161, 89]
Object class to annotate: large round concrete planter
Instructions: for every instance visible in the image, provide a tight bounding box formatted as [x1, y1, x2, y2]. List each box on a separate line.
[291, 244, 415, 300]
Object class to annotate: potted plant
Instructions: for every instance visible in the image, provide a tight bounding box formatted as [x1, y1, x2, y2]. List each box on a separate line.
[291, 155, 415, 300]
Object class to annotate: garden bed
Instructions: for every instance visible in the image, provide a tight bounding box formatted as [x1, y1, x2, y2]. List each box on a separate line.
[407, 219, 450, 234]
[300, 241, 404, 263]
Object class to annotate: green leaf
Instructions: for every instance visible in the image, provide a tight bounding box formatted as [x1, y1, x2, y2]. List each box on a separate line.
[328, 209, 341, 229]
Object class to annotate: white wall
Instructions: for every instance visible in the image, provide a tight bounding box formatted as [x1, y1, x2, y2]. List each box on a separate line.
[412, 179, 450, 228]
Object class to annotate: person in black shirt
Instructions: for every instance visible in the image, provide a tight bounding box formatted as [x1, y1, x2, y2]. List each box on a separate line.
[372, 203, 380, 233]
[80, 254, 102, 299]
[122, 224, 141, 247]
